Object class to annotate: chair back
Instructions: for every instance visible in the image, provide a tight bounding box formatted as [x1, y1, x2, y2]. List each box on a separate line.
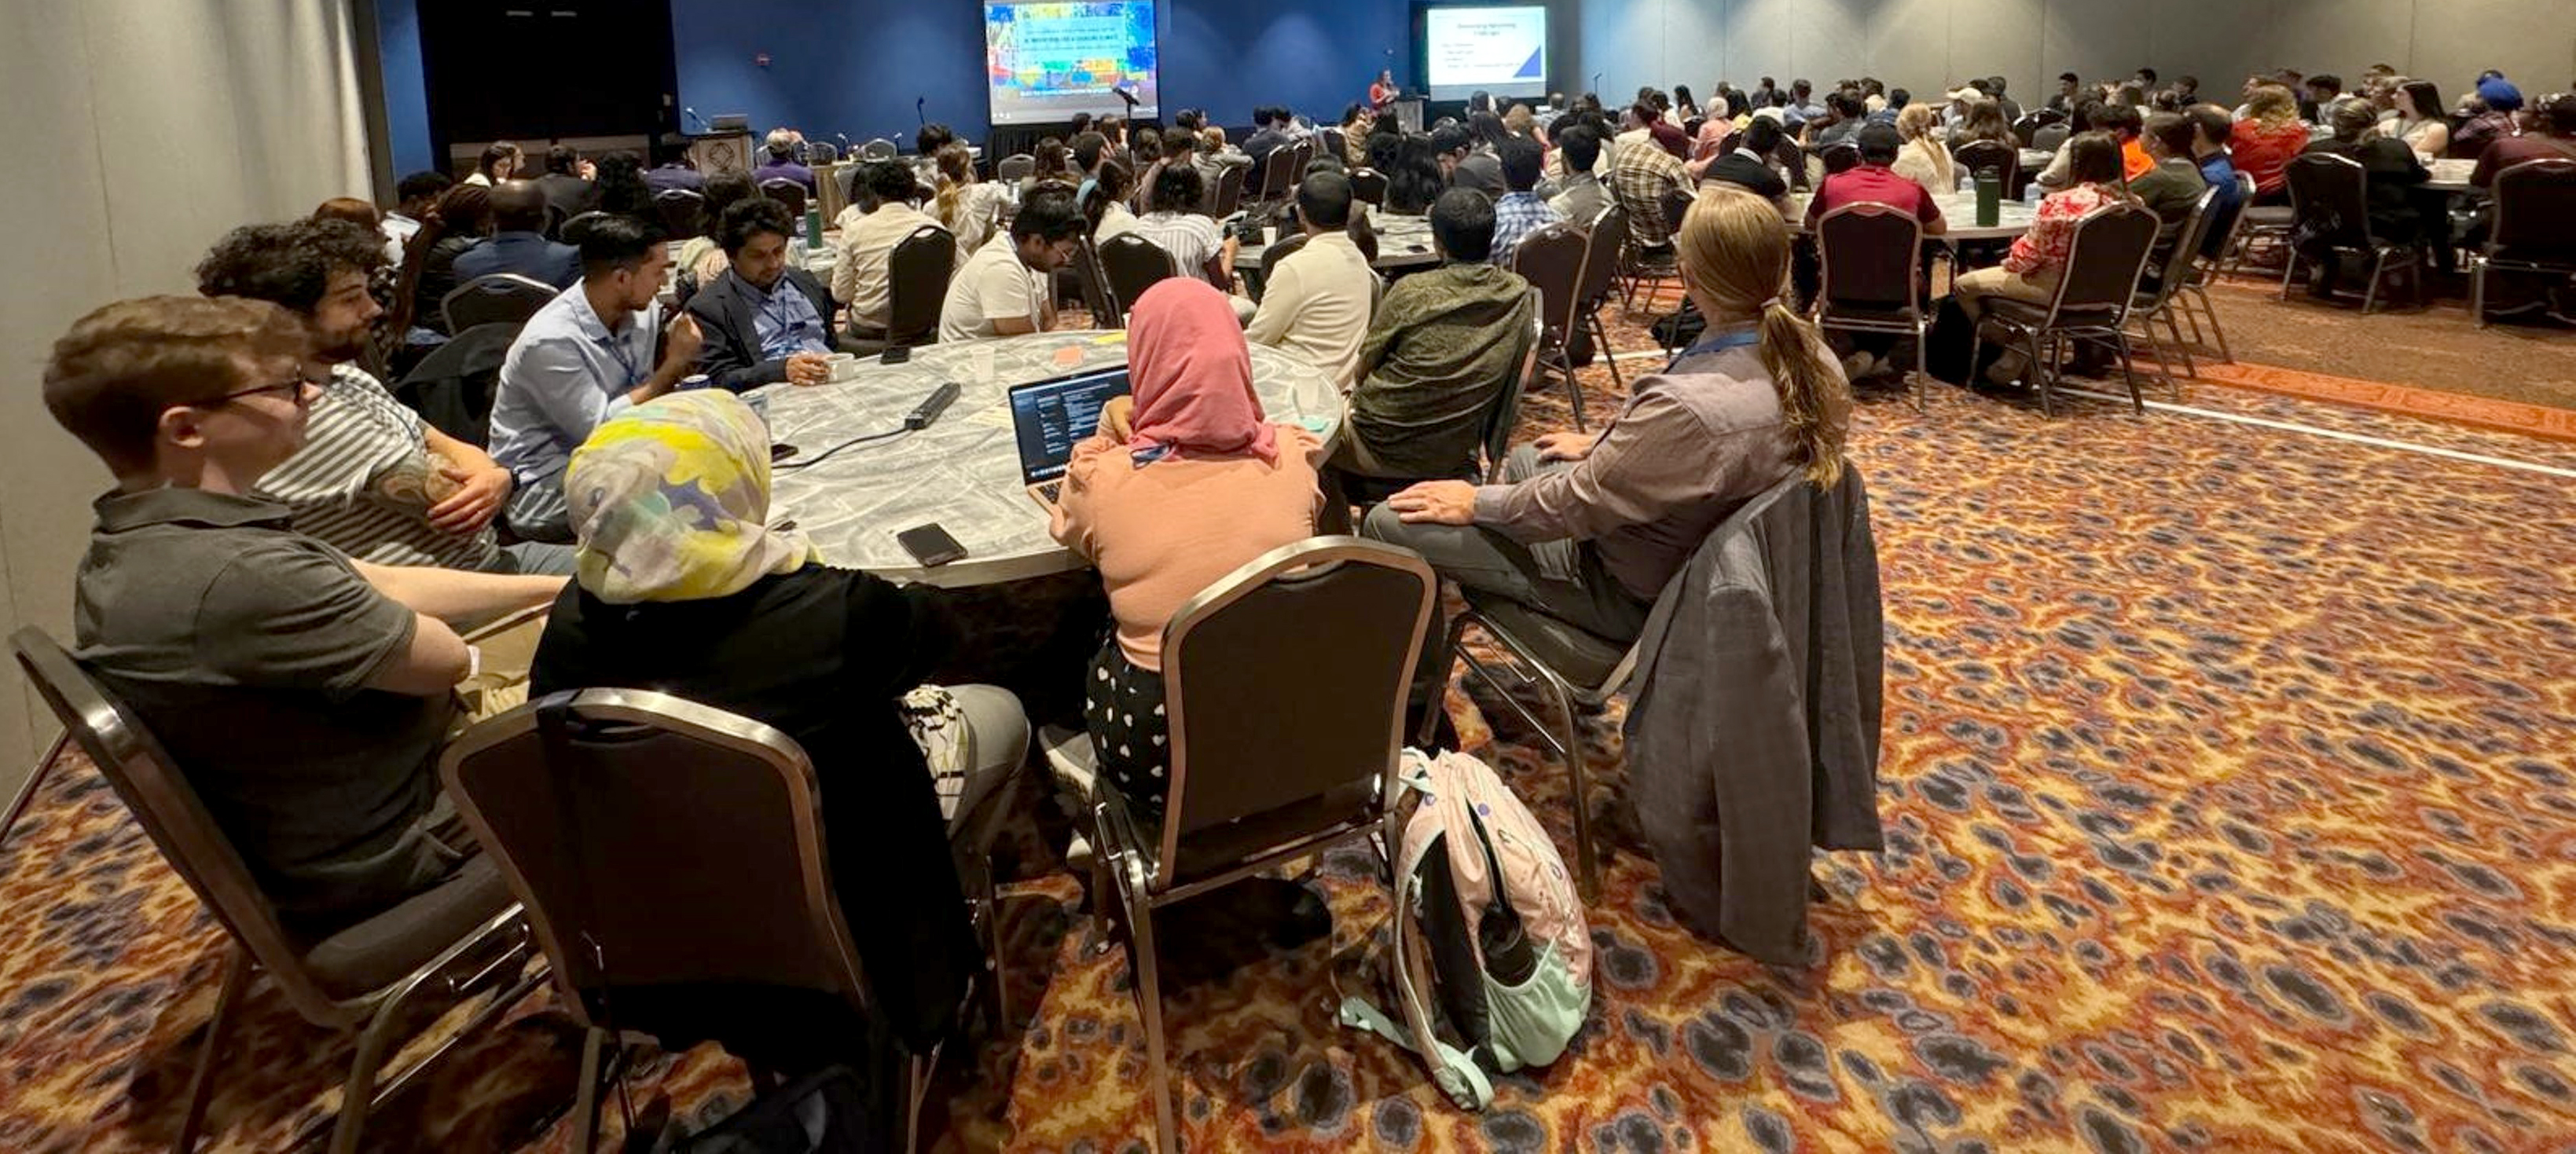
[1815, 201, 1925, 314]
[442, 272, 559, 333]
[1510, 221, 1587, 346]
[1820, 143, 1862, 175]
[1071, 232, 1124, 328]
[760, 178, 809, 218]
[2009, 114, 2043, 148]
[1254, 146, 1297, 203]
[2031, 123, 2071, 152]
[653, 189, 706, 239]
[1660, 185, 1698, 235]
[805, 141, 839, 165]
[1099, 232, 1180, 314]
[439, 690, 871, 1028]
[1476, 290, 1545, 480]
[2142, 186, 2221, 307]
[1954, 140, 2019, 191]
[393, 321, 521, 445]
[1773, 138, 1809, 189]
[1575, 203, 1627, 306]
[542, 202, 568, 240]
[1151, 539, 1435, 888]
[10, 628, 350, 1024]
[995, 153, 1036, 182]
[2197, 172, 2257, 265]
[2038, 202, 2160, 324]
[2489, 158, 2576, 255]
[2284, 152, 2375, 247]
[886, 223, 957, 346]
[1349, 167, 1389, 205]
[560, 210, 609, 240]
[1207, 165, 1246, 218]
[1260, 229, 1313, 284]
[1318, 128, 1345, 166]
[861, 137, 898, 161]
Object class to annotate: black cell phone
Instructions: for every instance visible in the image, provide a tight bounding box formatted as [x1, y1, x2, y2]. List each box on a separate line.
[895, 522, 967, 567]
[770, 442, 798, 462]
[881, 345, 911, 365]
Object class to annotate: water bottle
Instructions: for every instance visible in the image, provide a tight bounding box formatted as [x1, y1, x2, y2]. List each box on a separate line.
[804, 207, 825, 248]
[1974, 167, 2002, 228]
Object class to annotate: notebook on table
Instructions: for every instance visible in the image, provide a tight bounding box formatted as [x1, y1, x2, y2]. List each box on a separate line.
[1008, 365, 1132, 508]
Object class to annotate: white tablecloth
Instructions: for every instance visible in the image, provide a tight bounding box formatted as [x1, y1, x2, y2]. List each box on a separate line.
[756, 331, 1339, 587]
[1786, 191, 2037, 241]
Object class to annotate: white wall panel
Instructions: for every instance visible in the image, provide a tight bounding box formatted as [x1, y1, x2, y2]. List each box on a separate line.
[1947, 0, 2044, 108]
[1866, 0, 1954, 108]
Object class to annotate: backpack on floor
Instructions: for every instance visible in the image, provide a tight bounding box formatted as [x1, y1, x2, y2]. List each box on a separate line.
[1341, 749, 1593, 1109]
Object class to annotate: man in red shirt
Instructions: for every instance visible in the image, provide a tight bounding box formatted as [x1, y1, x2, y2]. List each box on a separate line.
[1804, 123, 1950, 235]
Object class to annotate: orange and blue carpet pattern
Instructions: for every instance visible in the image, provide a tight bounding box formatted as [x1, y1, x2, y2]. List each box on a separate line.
[1, 302, 2572, 1152]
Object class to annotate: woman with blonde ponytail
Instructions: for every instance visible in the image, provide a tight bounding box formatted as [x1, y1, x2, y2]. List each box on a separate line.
[1369, 185, 1846, 658]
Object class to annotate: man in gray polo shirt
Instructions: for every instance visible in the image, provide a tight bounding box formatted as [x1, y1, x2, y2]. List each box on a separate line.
[44, 295, 565, 927]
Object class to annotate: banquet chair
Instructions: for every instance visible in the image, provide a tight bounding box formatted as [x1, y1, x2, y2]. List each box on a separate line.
[2124, 186, 2222, 391]
[1349, 167, 1389, 206]
[442, 273, 558, 334]
[1079, 538, 1434, 1154]
[2010, 113, 2047, 148]
[2031, 122, 2071, 152]
[393, 321, 520, 446]
[1617, 187, 1695, 310]
[759, 178, 809, 218]
[1952, 140, 2019, 192]
[1511, 221, 1594, 430]
[1247, 230, 1310, 303]
[840, 223, 957, 354]
[861, 137, 898, 161]
[9, 628, 539, 1154]
[994, 153, 1036, 183]
[1569, 203, 1630, 402]
[2470, 158, 2576, 327]
[1208, 165, 1247, 218]
[542, 202, 568, 240]
[1813, 201, 1932, 412]
[1774, 137, 1811, 190]
[2174, 174, 2256, 362]
[1317, 128, 1345, 167]
[652, 189, 706, 240]
[805, 141, 839, 164]
[1969, 202, 2163, 416]
[1071, 233, 1124, 328]
[439, 689, 967, 1154]
[2280, 152, 2422, 313]
[1099, 233, 1180, 315]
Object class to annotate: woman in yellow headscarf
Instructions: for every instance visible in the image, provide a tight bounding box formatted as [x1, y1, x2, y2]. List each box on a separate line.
[527, 389, 1030, 1053]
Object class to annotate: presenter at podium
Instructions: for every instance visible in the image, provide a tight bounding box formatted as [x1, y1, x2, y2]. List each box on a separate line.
[1369, 70, 1399, 112]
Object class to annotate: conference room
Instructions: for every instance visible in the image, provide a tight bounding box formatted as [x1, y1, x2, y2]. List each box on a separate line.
[3, 0, 2574, 1150]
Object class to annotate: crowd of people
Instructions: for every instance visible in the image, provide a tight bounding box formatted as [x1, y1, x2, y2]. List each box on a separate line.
[33, 49, 2566, 1097]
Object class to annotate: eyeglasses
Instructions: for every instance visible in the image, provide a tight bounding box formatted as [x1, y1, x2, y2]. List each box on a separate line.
[186, 368, 325, 410]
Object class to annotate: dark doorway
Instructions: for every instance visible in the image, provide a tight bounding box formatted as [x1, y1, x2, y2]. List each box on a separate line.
[420, 1, 678, 160]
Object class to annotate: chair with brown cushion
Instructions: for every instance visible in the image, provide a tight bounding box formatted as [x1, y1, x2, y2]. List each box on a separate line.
[9, 627, 539, 1154]
[1080, 537, 1435, 1154]
[1971, 202, 2164, 415]
[1814, 200, 1933, 412]
[439, 688, 960, 1152]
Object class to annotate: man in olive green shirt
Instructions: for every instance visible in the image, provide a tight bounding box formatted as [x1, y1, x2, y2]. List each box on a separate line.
[1335, 189, 1535, 485]
[2130, 112, 2211, 243]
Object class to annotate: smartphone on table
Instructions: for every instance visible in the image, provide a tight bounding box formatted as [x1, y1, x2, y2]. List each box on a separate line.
[895, 522, 967, 567]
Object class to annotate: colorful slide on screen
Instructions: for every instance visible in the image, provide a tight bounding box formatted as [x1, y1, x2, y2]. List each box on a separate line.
[984, 0, 1160, 126]
[1422, 5, 1547, 100]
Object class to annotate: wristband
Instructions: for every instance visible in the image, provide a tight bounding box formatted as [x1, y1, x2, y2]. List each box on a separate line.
[466, 643, 483, 681]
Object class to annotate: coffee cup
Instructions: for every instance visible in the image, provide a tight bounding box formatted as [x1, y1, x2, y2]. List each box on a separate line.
[825, 352, 860, 382]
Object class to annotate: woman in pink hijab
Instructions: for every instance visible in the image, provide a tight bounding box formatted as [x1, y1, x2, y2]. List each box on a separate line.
[1048, 278, 1324, 822]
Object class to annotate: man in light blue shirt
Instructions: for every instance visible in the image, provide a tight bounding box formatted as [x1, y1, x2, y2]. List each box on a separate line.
[489, 215, 703, 541]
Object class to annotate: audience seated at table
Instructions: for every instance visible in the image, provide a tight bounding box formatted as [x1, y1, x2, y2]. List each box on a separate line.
[1069, 130, 1111, 204]
[2453, 78, 2525, 161]
[1332, 189, 1535, 491]
[1610, 115, 1692, 251]
[2295, 99, 2428, 299]
[1698, 117, 1790, 203]
[751, 127, 818, 194]
[2130, 112, 2211, 237]
[1338, 104, 1376, 167]
[2471, 90, 2576, 185]
[1245, 171, 1376, 388]
[1892, 104, 1958, 197]
[2095, 104, 2154, 181]
[1381, 133, 1448, 218]
[1363, 185, 1844, 676]
[1130, 165, 1240, 289]
[1488, 137, 1564, 266]
[831, 159, 940, 339]
[1950, 94, 2016, 150]
[2384, 79, 2449, 157]
[2233, 86, 2313, 203]
[527, 389, 1024, 1046]
[1048, 278, 1325, 827]
[413, 184, 490, 333]
[1636, 100, 1693, 160]
[930, 145, 1011, 262]
[1083, 160, 1142, 247]
[1804, 124, 1946, 237]
[46, 295, 566, 930]
[1785, 79, 1828, 128]
[453, 180, 581, 290]
[196, 218, 568, 575]
[939, 185, 1081, 342]
[1953, 133, 2139, 385]
[685, 199, 839, 391]
[533, 145, 599, 217]
[490, 216, 704, 543]
[1547, 123, 1611, 222]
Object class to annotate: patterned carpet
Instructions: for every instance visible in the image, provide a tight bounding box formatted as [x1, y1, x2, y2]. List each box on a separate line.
[2, 284, 2574, 1153]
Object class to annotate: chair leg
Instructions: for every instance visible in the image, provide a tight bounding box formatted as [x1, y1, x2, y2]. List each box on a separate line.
[174, 943, 253, 1154]
[1122, 877, 1179, 1154]
[2280, 246, 2302, 299]
[2473, 260, 2490, 328]
[2028, 331, 2056, 417]
[982, 858, 1011, 1031]
[2179, 288, 2206, 346]
[2112, 334, 2148, 414]
[1911, 323, 1928, 413]
[1541, 672, 1601, 904]
[2362, 251, 2386, 313]
[2165, 309, 2196, 382]
[1589, 310, 1624, 398]
[2192, 285, 2233, 362]
[572, 1027, 607, 1153]
[328, 987, 419, 1154]
[1415, 614, 1471, 748]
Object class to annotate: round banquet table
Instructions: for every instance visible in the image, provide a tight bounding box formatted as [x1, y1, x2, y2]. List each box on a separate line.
[1237, 211, 1444, 274]
[2423, 157, 2479, 195]
[1785, 190, 2037, 241]
[753, 331, 1341, 588]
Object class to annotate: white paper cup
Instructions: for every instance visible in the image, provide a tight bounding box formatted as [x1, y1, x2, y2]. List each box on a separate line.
[826, 352, 859, 382]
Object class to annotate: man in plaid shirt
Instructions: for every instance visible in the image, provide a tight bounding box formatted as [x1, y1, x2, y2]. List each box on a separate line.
[1487, 137, 1565, 266]
[1610, 118, 1691, 251]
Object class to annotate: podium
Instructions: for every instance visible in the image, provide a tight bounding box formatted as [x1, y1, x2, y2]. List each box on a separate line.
[1393, 97, 1426, 134]
[685, 131, 754, 175]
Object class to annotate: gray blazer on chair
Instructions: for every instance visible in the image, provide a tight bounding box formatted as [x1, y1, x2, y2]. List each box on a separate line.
[1621, 463, 1885, 964]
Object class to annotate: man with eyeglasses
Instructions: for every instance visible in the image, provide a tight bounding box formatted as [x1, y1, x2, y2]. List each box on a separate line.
[196, 218, 570, 573]
[46, 295, 566, 929]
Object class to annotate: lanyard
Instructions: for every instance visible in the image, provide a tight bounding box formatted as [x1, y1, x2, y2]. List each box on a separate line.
[597, 331, 644, 390]
[1664, 325, 1762, 372]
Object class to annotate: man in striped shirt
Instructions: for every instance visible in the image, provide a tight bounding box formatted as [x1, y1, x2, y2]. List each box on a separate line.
[196, 220, 571, 573]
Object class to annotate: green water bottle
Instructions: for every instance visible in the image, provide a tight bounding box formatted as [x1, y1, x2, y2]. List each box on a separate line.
[805, 207, 824, 247]
[1974, 167, 2002, 228]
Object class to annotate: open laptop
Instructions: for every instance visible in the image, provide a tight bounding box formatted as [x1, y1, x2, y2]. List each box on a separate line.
[1008, 365, 1132, 508]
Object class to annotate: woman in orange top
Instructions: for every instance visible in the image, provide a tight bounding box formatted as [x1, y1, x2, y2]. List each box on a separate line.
[2231, 85, 2312, 203]
[1369, 70, 1400, 113]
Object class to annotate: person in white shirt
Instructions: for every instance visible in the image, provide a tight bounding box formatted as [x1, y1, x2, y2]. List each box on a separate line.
[831, 159, 941, 337]
[1244, 171, 1378, 388]
[938, 185, 1082, 342]
[1084, 161, 1143, 246]
[1128, 164, 1233, 284]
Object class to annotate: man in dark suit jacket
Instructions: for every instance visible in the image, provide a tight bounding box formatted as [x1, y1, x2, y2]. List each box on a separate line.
[1242, 105, 1298, 191]
[684, 197, 840, 393]
[1698, 117, 1791, 201]
[533, 145, 600, 217]
[453, 180, 582, 288]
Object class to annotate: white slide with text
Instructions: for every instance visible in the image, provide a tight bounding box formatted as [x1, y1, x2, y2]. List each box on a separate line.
[1422, 5, 1547, 101]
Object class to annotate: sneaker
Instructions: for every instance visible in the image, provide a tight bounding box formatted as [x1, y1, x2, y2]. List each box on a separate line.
[1839, 350, 1879, 380]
